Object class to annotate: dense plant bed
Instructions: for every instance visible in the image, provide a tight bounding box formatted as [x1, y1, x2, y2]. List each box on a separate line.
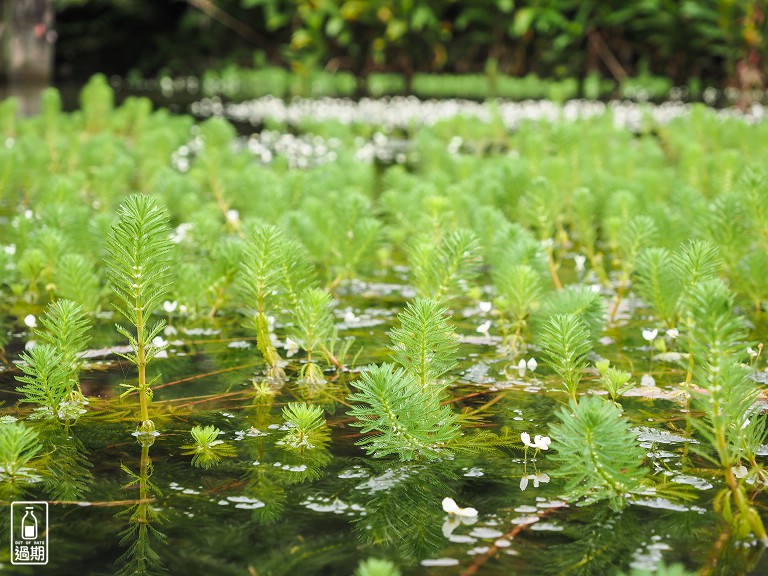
[0, 76, 766, 574]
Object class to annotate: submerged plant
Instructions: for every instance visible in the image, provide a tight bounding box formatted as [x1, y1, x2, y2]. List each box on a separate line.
[388, 298, 458, 390]
[106, 194, 173, 433]
[685, 279, 768, 543]
[238, 224, 315, 383]
[354, 558, 402, 576]
[181, 425, 237, 469]
[348, 364, 460, 461]
[493, 263, 544, 352]
[290, 288, 337, 385]
[549, 396, 647, 508]
[408, 228, 482, 304]
[34, 299, 91, 392]
[280, 403, 330, 451]
[537, 313, 592, 402]
[0, 422, 45, 499]
[595, 360, 635, 404]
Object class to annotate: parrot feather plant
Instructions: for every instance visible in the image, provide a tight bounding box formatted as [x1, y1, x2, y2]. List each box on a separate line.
[106, 194, 173, 435]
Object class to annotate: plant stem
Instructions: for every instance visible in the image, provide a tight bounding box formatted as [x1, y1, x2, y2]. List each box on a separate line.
[609, 273, 627, 323]
[547, 245, 563, 290]
[136, 305, 152, 431]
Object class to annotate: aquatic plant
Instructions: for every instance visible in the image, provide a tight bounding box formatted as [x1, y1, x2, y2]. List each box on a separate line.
[609, 215, 657, 322]
[388, 298, 458, 391]
[289, 288, 337, 385]
[595, 360, 635, 405]
[116, 442, 167, 576]
[280, 403, 329, 451]
[181, 425, 237, 469]
[14, 300, 91, 422]
[237, 224, 311, 383]
[16, 345, 79, 422]
[537, 313, 593, 402]
[686, 279, 768, 543]
[106, 194, 173, 434]
[354, 558, 401, 576]
[549, 396, 648, 508]
[536, 284, 606, 340]
[408, 228, 482, 304]
[0, 422, 45, 499]
[492, 263, 544, 352]
[54, 254, 102, 313]
[35, 299, 91, 390]
[348, 364, 460, 461]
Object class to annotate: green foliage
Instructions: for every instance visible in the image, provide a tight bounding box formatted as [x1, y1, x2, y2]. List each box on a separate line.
[388, 298, 458, 390]
[106, 194, 173, 430]
[408, 229, 482, 303]
[0, 422, 45, 498]
[15, 344, 86, 422]
[537, 313, 592, 402]
[54, 254, 102, 313]
[238, 224, 295, 381]
[348, 364, 460, 461]
[537, 285, 606, 339]
[601, 365, 635, 405]
[181, 425, 237, 469]
[672, 239, 721, 291]
[80, 74, 114, 133]
[280, 403, 330, 450]
[290, 288, 336, 384]
[634, 247, 680, 326]
[35, 299, 91, 389]
[41, 429, 93, 501]
[354, 558, 402, 576]
[493, 263, 544, 347]
[106, 194, 172, 361]
[549, 396, 647, 508]
[688, 279, 748, 365]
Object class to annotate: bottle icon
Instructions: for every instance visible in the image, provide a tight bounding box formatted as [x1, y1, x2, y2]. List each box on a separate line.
[21, 507, 37, 540]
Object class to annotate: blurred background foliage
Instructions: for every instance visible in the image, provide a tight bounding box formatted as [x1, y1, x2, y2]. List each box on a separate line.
[53, 0, 766, 92]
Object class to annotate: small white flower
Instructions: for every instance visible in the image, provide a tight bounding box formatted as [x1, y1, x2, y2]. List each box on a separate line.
[666, 328, 679, 339]
[478, 301, 492, 313]
[226, 209, 240, 224]
[741, 419, 751, 430]
[23, 314, 36, 328]
[526, 358, 537, 372]
[733, 465, 749, 479]
[164, 325, 178, 336]
[517, 359, 527, 377]
[3, 244, 15, 255]
[642, 329, 658, 342]
[284, 337, 299, 357]
[574, 254, 586, 272]
[521, 432, 551, 451]
[170, 222, 193, 244]
[641, 374, 656, 387]
[520, 473, 550, 491]
[748, 347, 758, 358]
[163, 300, 178, 313]
[24, 340, 36, 351]
[441, 497, 478, 518]
[152, 336, 168, 348]
[476, 320, 491, 336]
[343, 309, 357, 323]
[23, 209, 33, 220]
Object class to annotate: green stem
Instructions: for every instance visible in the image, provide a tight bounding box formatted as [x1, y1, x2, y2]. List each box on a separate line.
[136, 303, 152, 431]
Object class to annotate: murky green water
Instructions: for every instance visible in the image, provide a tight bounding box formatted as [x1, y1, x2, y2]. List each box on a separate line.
[2, 283, 765, 576]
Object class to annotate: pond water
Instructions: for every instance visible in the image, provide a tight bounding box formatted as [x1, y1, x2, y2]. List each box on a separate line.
[1, 282, 765, 575]
[1, 75, 767, 575]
